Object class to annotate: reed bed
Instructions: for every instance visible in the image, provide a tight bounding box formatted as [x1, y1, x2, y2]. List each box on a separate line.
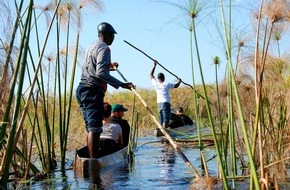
[0, 0, 290, 190]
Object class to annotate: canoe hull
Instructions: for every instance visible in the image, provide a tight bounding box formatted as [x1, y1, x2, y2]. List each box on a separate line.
[154, 124, 196, 137]
[74, 145, 128, 177]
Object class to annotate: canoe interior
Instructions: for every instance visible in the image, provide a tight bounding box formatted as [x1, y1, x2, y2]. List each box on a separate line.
[74, 145, 128, 178]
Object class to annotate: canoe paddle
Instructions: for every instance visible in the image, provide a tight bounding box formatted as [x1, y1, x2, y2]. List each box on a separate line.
[114, 66, 201, 180]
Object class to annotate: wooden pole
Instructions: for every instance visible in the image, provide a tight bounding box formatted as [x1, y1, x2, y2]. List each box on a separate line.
[124, 40, 193, 88]
[124, 40, 210, 102]
[115, 67, 201, 179]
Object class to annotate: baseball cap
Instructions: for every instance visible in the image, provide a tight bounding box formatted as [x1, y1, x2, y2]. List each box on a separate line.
[98, 22, 117, 34]
[111, 104, 128, 112]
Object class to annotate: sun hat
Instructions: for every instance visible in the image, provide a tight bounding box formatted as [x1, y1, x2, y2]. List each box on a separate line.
[111, 104, 128, 112]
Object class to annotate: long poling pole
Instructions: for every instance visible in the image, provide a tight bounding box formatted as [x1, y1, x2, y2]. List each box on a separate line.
[124, 40, 207, 101]
[124, 40, 192, 88]
[114, 67, 201, 180]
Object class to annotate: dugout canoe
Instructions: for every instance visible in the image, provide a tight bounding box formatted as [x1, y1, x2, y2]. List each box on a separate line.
[154, 123, 196, 137]
[73, 145, 128, 177]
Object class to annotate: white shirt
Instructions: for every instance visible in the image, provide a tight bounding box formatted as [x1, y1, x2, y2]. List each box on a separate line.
[100, 123, 122, 143]
[151, 78, 175, 103]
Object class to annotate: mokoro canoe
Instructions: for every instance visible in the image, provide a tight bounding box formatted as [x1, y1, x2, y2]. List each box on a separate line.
[73, 145, 128, 177]
[154, 123, 196, 137]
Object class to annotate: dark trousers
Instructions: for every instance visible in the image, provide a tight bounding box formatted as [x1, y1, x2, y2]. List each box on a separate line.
[99, 139, 119, 156]
[76, 83, 104, 133]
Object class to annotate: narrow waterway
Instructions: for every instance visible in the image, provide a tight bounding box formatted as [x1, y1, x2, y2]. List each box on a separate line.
[12, 134, 217, 189]
[11, 135, 290, 189]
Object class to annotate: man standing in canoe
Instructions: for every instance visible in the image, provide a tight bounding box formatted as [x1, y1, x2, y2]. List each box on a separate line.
[150, 61, 181, 128]
[76, 22, 134, 158]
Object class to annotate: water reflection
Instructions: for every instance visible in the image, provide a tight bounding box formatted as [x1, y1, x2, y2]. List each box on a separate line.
[159, 145, 176, 182]
[74, 160, 131, 190]
[13, 136, 207, 189]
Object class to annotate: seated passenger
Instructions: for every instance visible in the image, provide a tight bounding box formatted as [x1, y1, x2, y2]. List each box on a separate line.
[168, 107, 194, 128]
[176, 107, 194, 126]
[100, 102, 123, 155]
[110, 104, 130, 147]
[168, 112, 183, 128]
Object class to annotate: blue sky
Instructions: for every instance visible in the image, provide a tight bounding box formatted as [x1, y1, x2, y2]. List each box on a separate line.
[86, 0, 252, 92]
[26, 0, 257, 93]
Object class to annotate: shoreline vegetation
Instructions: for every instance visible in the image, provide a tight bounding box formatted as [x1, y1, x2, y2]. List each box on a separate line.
[0, 1, 290, 189]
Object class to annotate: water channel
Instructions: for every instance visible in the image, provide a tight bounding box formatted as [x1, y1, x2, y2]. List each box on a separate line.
[11, 134, 290, 189]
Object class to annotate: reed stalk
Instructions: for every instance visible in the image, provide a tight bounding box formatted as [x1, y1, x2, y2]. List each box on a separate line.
[60, 0, 104, 168]
[191, 17, 228, 189]
[24, 91, 39, 179]
[228, 64, 237, 186]
[59, 1, 72, 169]
[34, 12, 54, 173]
[188, 21, 204, 174]
[13, 0, 60, 175]
[128, 93, 136, 155]
[253, 1, 288, 184]
[0, 0, 24, 153]
[132, 112, 139, 151]
[55, 1, 64, 174]
[0, 0, 33, 186]
[213, 56, 229, 174]
[0, 0, 23, 118]
[219, 0, 260, 189]
[227, 6, 238, 184]
[25, 50, 47, 171]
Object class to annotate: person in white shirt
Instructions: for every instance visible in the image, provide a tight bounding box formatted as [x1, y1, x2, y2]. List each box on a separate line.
[150, 61, 181, 128]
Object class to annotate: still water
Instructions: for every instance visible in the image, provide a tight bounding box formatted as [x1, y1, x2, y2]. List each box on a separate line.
[15, 135, 218, 190]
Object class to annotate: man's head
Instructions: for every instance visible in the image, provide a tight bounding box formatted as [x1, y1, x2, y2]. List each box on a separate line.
[103, 102, 112, 118]
[176, 107, 184, 115]
[111, 104, 128, 118]
[157, 72, 165, 82]
[98, 22, 117, 45]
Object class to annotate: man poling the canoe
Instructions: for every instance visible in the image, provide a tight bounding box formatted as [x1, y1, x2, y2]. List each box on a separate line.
[75, 22, 134, 159]
[112, 66, 201, 180]
[150, 60, 182, 129]
[123, 40, 216, 108]
[123, 40, 191, 87]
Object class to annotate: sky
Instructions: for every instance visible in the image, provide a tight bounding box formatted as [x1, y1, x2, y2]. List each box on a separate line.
[16, 0, 259, 94]
[75, 0, 226, 92]
[85, 0, 253, 93]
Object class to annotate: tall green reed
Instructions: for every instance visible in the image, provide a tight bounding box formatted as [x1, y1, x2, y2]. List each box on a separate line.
[250, 1, 290, 188]
[1, 0, 62, 186]
[56, 0, 103, 169]
[213, 56, 229, 174]
[0, 0, 24, 153]
[219, 0, 261, 189]
[58, 0, 74, 169]
[0, 0, 33, 186]
[190, 4, 229, 189]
